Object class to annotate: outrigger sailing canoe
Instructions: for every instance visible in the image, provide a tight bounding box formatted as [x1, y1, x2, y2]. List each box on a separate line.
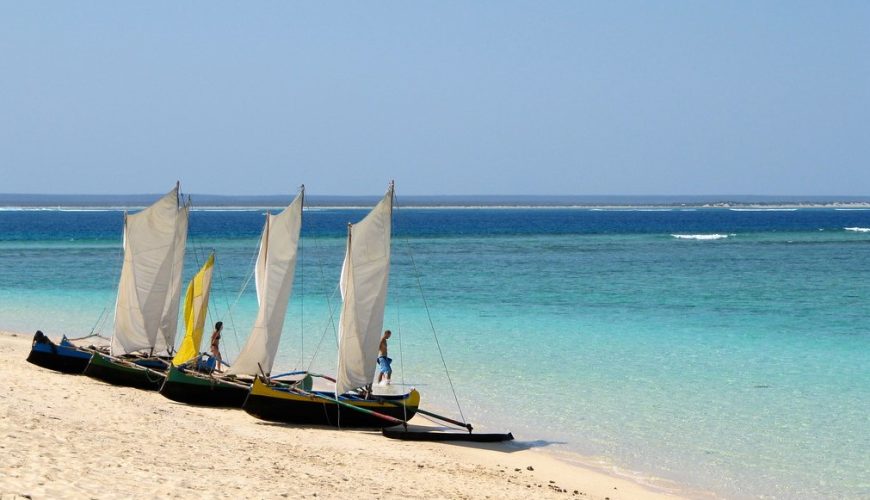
[245, 376, 419, 427]
[160, 188, 307, 407]
[86, 252, 216, 390]
[26, 184, 186, 376]
[83, 184, 190, 390]
[243, 182, 422, 428]
[245, 182, 512, 440]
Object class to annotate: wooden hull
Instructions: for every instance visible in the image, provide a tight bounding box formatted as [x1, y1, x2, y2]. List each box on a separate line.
[159, 365, 251, 407]
[243, 378, 420, 428]
[84, 352, 168, 391]
[26, 339, 93, 374]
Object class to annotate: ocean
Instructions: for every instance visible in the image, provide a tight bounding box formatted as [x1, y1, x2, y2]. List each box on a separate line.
[1, 204, 868, 498]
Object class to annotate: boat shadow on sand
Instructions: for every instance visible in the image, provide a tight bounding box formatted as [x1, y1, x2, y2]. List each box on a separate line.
[252, 421, 561, 452]
[399, 437, 566, 453]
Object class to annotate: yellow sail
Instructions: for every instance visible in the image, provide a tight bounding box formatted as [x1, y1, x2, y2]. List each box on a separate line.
[172, 254, 215, 366]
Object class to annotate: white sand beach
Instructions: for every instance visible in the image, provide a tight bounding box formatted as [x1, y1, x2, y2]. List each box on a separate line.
[1, 331, 685, 499]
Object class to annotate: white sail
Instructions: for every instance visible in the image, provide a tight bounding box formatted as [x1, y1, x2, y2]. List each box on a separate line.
[111, 186, 189, 356]
[226, 189, 304, 376]
[154, 200, 189, 354]
[335, 184, 393, 395]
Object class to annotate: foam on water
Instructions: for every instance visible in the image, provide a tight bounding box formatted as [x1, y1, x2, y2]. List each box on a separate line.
[0, 206, 129, 212]
[844, 226, 870, 233]
[671, 233, 730, 240]
[729, 208, 798, 212]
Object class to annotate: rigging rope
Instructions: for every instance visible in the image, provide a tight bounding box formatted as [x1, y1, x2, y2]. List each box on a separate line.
[303, 219, 343, 372]
[392, 194, 409, 424]
[394, 192, 468, 426]
[394, 281, 408, 424]
[305, 283, 341, 372]
[215, 224, 261, 357]
[185, 196, 224, 358]
[187, 208, 207, 336]
[89, 213, 128, 337]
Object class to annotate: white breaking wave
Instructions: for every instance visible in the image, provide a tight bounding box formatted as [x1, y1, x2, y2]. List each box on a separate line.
[671, 234, 730, 241]
[729, 208, 798, 212]
[0, 206, 125, 212]
[844, 227, 870, 233]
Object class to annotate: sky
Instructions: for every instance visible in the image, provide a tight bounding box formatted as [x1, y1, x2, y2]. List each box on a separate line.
[1, 2, 868, 196]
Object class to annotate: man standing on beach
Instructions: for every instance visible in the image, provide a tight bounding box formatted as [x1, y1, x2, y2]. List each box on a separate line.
[377, 330, 392, 385]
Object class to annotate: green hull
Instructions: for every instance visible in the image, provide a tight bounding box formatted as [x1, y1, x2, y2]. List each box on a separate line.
[84, 352, 168, 391]
[159, 364, 251, 407]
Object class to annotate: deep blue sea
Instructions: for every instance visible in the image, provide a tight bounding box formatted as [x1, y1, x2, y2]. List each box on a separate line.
[1, 205, 869, 498]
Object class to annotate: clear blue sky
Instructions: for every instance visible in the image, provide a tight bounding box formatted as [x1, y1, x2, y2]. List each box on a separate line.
[1, 2, 868, 196]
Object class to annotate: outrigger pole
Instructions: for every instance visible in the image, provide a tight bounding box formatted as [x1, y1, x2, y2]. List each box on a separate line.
[309, 374, 473, 432]
[286, 384, 405, 426]
[413, 408, 473, 433]
[372, 397, 474, 433]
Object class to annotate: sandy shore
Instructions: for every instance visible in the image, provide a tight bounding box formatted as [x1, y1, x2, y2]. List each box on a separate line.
[1, 331, 685, 499]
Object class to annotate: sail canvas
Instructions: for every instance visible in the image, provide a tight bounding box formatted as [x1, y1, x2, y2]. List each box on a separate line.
[111, 186, 189, 356]
[226, 190, 303, 376]
[154, 200, 189, 354]
[334, 185, 393, 396]
[172, 254, 215, 366]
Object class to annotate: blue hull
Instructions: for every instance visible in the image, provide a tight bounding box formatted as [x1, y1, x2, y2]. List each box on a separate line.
[26, 338, 93, 374]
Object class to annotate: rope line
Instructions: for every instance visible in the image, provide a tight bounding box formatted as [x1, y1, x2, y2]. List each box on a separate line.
[303, 217, 343, 372]
[305, 283, 341, 372]
[90, 213, 128, 338]
[392, 192, 409, 424]
[186, 197, 223, 358]
[215, 225, 261, 356]
[394, 191, 467, 426]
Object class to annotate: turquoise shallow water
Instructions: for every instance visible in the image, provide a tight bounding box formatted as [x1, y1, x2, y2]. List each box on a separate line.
[1, 207, 869, 498]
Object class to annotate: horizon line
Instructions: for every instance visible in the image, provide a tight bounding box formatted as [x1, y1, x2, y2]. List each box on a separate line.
[2, 192, 869, 198]
[2, 193, 869, 210]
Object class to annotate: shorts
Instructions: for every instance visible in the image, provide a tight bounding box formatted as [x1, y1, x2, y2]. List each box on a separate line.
[377, 356, 393, 375]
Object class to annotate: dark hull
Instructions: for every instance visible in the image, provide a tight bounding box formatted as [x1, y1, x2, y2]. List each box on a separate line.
[159, 365, 250, 407]
[26, 340, 93, 374]
[382, 428, 514, 442]
[243, 378, 420, 428]
[84, 352, 168, 391]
